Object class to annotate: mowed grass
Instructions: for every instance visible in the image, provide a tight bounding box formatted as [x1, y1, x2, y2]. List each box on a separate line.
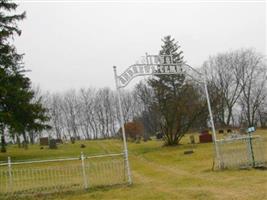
[0, 130, 267, 200]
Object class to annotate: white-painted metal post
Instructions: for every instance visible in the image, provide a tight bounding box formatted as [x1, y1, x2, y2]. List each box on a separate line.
[81, 152, 88, 189]
[203, 71, 221, 168]
[7, 156, 12, 192]
[113, 66, 132, 185]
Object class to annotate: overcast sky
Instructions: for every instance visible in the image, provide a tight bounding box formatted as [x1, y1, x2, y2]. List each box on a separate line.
[14, 1, 266, 92]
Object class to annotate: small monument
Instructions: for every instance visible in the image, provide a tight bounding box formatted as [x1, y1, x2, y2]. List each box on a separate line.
[227, 129, 232, 133]
[189, 135, 195, 144]
[55, 138, 63, 144]
[199, 130, 213, 143]
[40, 137, 49, 146]
[49, 139, 57, 149]
[156, 132, 163, 139]
[70, 137, 75, 144]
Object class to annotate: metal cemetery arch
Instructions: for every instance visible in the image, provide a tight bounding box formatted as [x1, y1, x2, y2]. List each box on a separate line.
[113, 54, 220, 184]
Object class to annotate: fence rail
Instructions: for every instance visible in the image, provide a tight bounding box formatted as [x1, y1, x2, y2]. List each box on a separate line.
[0, 153, 126, 198]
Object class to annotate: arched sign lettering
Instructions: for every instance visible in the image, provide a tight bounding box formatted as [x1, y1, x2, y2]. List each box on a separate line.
[117, 55, 185, 88]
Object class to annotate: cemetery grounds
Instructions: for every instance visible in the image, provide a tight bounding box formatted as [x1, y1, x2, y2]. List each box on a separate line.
[0, 130, 266, 200]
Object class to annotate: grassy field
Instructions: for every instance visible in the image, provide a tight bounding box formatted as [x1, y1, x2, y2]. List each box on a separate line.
[0, 130, 267, 200]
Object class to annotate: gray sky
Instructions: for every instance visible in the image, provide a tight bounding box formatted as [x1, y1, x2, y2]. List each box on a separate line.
[14, 1, 266, 92]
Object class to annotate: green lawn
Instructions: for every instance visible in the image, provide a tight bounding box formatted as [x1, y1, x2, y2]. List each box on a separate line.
[0, 130, 266, 200]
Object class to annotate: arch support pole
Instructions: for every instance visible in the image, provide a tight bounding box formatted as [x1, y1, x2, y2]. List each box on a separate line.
[203, 70, 221, 168]
[113, 66, 132, 185]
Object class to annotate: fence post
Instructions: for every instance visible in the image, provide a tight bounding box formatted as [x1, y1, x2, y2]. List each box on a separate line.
[81, 152, 88, 189]
[248, 133, 255, 167]
[7, 157, 12, 193]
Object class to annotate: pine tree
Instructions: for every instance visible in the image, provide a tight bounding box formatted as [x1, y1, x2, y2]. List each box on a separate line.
[149, 36, 203, 145]
[0, 1, 49, 152]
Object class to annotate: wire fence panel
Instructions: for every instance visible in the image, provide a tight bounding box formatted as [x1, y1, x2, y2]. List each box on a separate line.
[87, 159, 125, 187]
[217, 136, 267, 169]
[251, 137, 267, 167]
[0, 153, 126, 199]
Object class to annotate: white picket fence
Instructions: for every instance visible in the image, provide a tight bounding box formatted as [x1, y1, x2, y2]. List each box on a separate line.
[0, 153, 126, 198]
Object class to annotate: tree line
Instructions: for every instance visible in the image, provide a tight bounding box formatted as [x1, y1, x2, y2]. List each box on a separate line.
[39, 88, 141, 141]
[0, 1, 266, 149]
[37, 45, 267, 146]
[3, 36, 267, 147]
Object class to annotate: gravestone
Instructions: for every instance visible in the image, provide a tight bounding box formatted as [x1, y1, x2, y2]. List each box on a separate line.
[55, 138, 63, 144]
[189, 135, 195, 144]
[22, 141, 27, 149]
[40, 137, 49, 146]
[49, 139, 57, 149]
[143, 134, 151, 142]
[70, 137, 75, 144]
[184, 150, 194, 155]
[156, 132, 163, 139]
[199, 133, 212, 143]
[135, 135, 141, 143]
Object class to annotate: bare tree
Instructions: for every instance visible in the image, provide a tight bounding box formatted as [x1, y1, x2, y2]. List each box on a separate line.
[238, 49, 266, 126]
[257, 102, 267, 128]
[77, 88, 96, 139]
[134, 81, 160, 136]
[47, 93, 65, 139]
[119, 90, 136, 123]
[204, 50, 246, 127]
[94, 88, 120, 138]
[61, 90, 80, 139]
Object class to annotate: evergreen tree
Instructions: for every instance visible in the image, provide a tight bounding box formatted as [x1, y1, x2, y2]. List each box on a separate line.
[0, 0, 49, 152]
[149, 36, 204, 145]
